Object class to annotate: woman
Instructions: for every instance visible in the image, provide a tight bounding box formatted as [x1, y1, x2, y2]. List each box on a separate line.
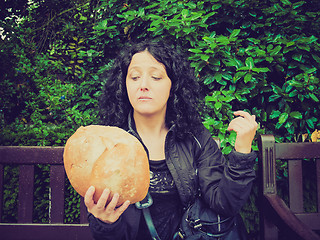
[84, 41, 258, 240]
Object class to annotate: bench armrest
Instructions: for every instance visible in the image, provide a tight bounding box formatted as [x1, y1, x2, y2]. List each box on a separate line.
[264, 193, 320, 240]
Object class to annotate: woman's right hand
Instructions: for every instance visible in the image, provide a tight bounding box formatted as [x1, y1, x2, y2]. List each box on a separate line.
[84, 186, 130, 224]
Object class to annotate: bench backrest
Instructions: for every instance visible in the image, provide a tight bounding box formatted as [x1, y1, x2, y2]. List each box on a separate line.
[0, 146, 93, 240]
[258, 135, 320, 240]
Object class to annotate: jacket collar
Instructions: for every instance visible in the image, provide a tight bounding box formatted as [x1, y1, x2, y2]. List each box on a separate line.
[126, 110, 176, 138]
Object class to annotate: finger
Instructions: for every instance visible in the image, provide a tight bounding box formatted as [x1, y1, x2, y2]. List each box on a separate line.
[106, 192, 120, 211]
[228, 117, 257, 133]
[233, 110, 249, 117]
[84, 186, 95, 209]
[96, 189, 110, 210]
[233, 111, 256, 122]
[228, 121, 245, 132]
[228, 117, 251, 131]
[114, 200, 130, 217]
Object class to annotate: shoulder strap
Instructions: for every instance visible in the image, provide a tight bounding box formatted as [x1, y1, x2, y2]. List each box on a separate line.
[142, 208, 161, 240]
[135, 193, 161, 240]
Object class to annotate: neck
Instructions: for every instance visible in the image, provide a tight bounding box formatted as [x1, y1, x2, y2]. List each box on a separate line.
[133, 111, 168, 137]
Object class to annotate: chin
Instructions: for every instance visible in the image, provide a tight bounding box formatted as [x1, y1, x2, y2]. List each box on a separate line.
[134, 108, 165, 117]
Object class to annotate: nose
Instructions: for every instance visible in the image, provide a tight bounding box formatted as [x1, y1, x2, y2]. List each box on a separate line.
[139, 75, 149, 91]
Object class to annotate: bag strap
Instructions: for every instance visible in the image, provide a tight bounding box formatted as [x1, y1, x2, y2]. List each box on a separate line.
[135, 193, 161, 240]
[142, 207, 161, 240]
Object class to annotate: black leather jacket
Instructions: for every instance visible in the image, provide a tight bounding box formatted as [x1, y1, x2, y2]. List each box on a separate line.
[88, 115, 256, 240]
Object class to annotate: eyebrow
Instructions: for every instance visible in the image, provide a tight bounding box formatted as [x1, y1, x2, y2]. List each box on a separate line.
[128, 66, 165, 71]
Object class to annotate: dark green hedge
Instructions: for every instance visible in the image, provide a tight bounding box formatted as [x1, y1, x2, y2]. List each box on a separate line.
[1, 0, 319, 237]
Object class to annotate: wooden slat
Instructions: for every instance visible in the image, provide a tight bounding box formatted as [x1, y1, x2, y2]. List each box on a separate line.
[0, 164, 3, 222]
[288, 160, 303, 213]
[317, 160, 320, 210]
[80, 197, 88, 224]
[259, 135, 277, 194]
[296, 213, 320, 230]
[258, 135, 320, 240]
[265, 194, 320, 240]
[276, 142, 320, 160]
[18, 165, 34, 223]
[0, 146, 64, 165]
[0, 146, 94, 239]
[266, 146, 276, 193]
[50, 165, 65, 223]
[0, 223, 93, 240]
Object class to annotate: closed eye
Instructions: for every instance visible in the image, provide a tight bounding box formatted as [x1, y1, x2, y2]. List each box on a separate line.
[152, 76, 161, 80]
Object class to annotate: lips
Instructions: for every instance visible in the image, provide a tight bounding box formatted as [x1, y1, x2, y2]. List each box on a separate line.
[138, 96, 152, 100]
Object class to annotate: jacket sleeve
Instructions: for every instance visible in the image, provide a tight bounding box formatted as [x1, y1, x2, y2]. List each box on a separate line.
[196, 127, 256, 217]
[88, 213, 126, 240]
[87, 205, 140, 240]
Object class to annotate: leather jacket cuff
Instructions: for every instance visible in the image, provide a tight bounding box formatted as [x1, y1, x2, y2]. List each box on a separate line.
[227, 149, 256, 169]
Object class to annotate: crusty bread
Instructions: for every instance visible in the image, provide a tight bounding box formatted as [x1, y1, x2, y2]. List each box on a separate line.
[63, 125, 149, 205]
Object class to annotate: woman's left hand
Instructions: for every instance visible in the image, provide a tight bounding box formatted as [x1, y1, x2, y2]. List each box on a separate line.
[227, 111, 258, 154]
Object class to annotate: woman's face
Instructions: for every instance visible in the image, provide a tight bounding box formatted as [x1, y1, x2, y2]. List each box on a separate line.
[126, 50, 172, 118]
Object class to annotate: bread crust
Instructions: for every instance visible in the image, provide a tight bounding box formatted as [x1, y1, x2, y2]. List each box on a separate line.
[63, 125, 149, 205]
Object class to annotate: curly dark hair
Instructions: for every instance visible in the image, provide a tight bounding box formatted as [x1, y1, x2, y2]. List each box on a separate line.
[99, 40, 204, 138]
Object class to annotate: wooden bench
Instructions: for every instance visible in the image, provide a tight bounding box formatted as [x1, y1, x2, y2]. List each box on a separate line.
[258, 135, 320, 240]
[0, 146, 93, 240]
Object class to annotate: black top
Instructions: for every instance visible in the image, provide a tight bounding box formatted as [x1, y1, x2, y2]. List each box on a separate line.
[87, 120, 257, 240]
[136, 160, 183, 240]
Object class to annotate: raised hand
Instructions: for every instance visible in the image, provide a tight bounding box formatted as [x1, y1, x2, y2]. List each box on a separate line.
[227, 111, 258, 154]
[84, 186, 130, 224]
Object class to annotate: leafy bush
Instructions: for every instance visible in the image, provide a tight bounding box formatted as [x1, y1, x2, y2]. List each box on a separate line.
[1, 0, 320, 235]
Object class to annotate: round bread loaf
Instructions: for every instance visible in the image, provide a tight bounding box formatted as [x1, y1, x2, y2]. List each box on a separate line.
[63, 125, 149, 205]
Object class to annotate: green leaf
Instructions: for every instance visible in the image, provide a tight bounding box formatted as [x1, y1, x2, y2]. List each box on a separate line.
[280, 0, 292, 5]
[278, 112, 289, 124]
[305, 67, 317, 74]
[222, 145, 233, 155]
[267, 44, 274, 52]
[266, 57, 274, 63]
[251, 67, 270, 73]
[269, 94, 281, 102]
[290, 111, 303, 119]
[237, 66, 250, 71]
[306, 119, 315, 129]
[234, 71, 246, 81]
[200, 54, 210, 61]
[292, 1, 306, 9]
[216, 36, 230, 45]
[269, 45, 282, 56]
[288, 90, 298, 97]
[212, 4, 222, 11]
[270, 110, 281, 119]
[286, 41, 295, 47]
[79, 16, 87, 21]
[309, 93, 319, 102]
[221, 72, 233, 81]
[312, 54, 320, 64]
[228, 131, 237, 146]
[247, 38, 260, 44]
[292, 54, 302, 62]
[215, 72, 222, 82]
[189, 48, 202, 54]
[215, 101, 222, 110]
[244, 73, 252, 83]
[305, 35, 318, 44]
[203, 75, 215, 85]
[245, 57, 254, 69]
[230, 29, 241, 38]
